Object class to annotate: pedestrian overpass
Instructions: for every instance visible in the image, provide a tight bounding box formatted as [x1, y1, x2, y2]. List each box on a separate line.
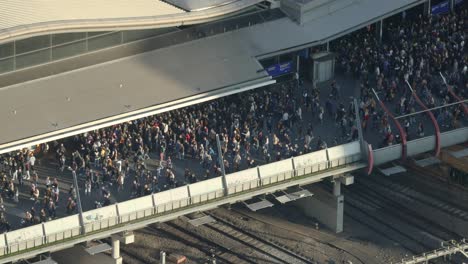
[0, 127, 465, 263]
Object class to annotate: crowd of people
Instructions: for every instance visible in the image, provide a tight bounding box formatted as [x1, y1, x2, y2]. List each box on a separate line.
[0, 6, 465, 232]
[334, 7, 466, 146]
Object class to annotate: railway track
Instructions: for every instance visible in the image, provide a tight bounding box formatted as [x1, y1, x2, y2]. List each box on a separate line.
[397, 161, 468, 212]
[350, 182, 460, 242]
[152, 222, 254, 264]
[360, 175, 468, 224]
[203, 211, 315, 264]
[225, 207, 367, 264]
[345, 196, 427, 255]
[345, 174, 468, 263]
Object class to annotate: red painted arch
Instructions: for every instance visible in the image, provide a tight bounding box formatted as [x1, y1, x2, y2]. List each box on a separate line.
[447, 85, 468, 116]
[411, 92, 441, 157]
[377, 100, 407, 160]
[366, 143, 374, 175]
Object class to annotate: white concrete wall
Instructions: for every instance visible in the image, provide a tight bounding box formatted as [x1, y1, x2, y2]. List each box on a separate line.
[327, 141, 360, 160]
[294, 187, 342, 233]
[153, 186, 189, 205]
[407, 135, 435, 157]
[6, 224, 44, 252]
[189, 177, 223, 196]
[43, 215, 80, 238]
[117, 195, 153, 216]
[293, 149, 327, 168]
[373, 144, 402, 165]
[225, 167, 258, 186]
[440, 127, 468, 147]
[83, 205, 118, 224]
[258, 159, 293, 178]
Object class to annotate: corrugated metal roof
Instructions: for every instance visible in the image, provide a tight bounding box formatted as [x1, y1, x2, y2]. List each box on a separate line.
[0, 0, 184, 30]
[165, 0, 239, 11]
[0, 31, 271, 153]
[0, 0, 425, 153]
[0, 0, 263, 44]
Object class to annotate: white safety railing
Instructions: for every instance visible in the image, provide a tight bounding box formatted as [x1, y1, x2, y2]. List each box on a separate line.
[0, 151, 362, 257]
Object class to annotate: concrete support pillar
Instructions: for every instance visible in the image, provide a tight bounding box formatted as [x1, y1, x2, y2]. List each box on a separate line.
[375, 20, 383, 43]
[336, 194, 344, 233]
[294, 186, 343, 233]
[112, 237, 122, 264]
[449, 0, 454, 12]
[424, 0, 431, 16]
[333, 180, 341, 197]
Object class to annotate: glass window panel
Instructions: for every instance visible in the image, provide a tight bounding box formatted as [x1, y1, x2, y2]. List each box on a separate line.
[87, 32, 122, 51]
[52, 32, 86, 46]
[16, 35, 51, 54]
[52, 40, 87, 60]
[0, 42, 14, 59]
[88, 31, 111, 37]
[0, 57, 14, 74]
[122, 28, 176, 43]
[15, 49, 50, 69]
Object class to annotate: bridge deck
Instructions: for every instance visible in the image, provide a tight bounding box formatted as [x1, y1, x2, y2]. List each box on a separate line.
[0, 161, 366, 263]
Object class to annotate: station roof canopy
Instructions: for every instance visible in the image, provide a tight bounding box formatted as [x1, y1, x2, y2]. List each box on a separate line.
[0, 0, 425, 154]
[165, 0, 242, 11]
[0, 0, 184, 31]
[0, 0, 263, 44]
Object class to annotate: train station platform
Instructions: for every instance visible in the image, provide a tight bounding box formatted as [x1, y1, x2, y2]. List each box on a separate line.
[0, 0, 425, 154]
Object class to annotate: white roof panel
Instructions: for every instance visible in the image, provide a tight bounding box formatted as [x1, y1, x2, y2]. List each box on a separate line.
[0, 32, 270, 152]
[166, 0, 239, 11]
[0, 0, 424, 153]
[0, 0, 264, 44]
[0, 0, 184, 31]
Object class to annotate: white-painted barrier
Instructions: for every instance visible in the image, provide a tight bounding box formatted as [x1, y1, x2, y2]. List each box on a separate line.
[259, 159, 293, 178]
[0, 234, 5, 256]
[294, 149, 328, 168]
[226, 168, 259, 194]
[43, 215, 80, 243]
[293, 149, 328, 176]
[440, 127, 468, 147]
[153, 186, 189, 205]
[189, 177, 224, 203]
[5, 224, 44, 253]
[327, 141, 360, 167]
[407, 136, 435, 157]
[82, 205, 118, 232]
[117, 195, 154, 223]
[373, 144, 403, 166]
[154, 186, 190, 212]
[226, 168, 258, 186]
[189, 177, 223, 196]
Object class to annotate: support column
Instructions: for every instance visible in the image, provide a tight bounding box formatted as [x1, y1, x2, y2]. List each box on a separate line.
[294, 185, 343, 233]
[160, 251, 166, 264]
[449, 0, 454, 12]
[216, 134, 228, 196]
[375, 20, 383, 43]
[72, 170, 85, 235]
[424, 0, 431, 16]
[334, 180, 344, 233]
[333, 180, 341, 197]
[112, 236, 122, 264]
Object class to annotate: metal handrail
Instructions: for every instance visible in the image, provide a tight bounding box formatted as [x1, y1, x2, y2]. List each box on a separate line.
[0, 152, 362, 255]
